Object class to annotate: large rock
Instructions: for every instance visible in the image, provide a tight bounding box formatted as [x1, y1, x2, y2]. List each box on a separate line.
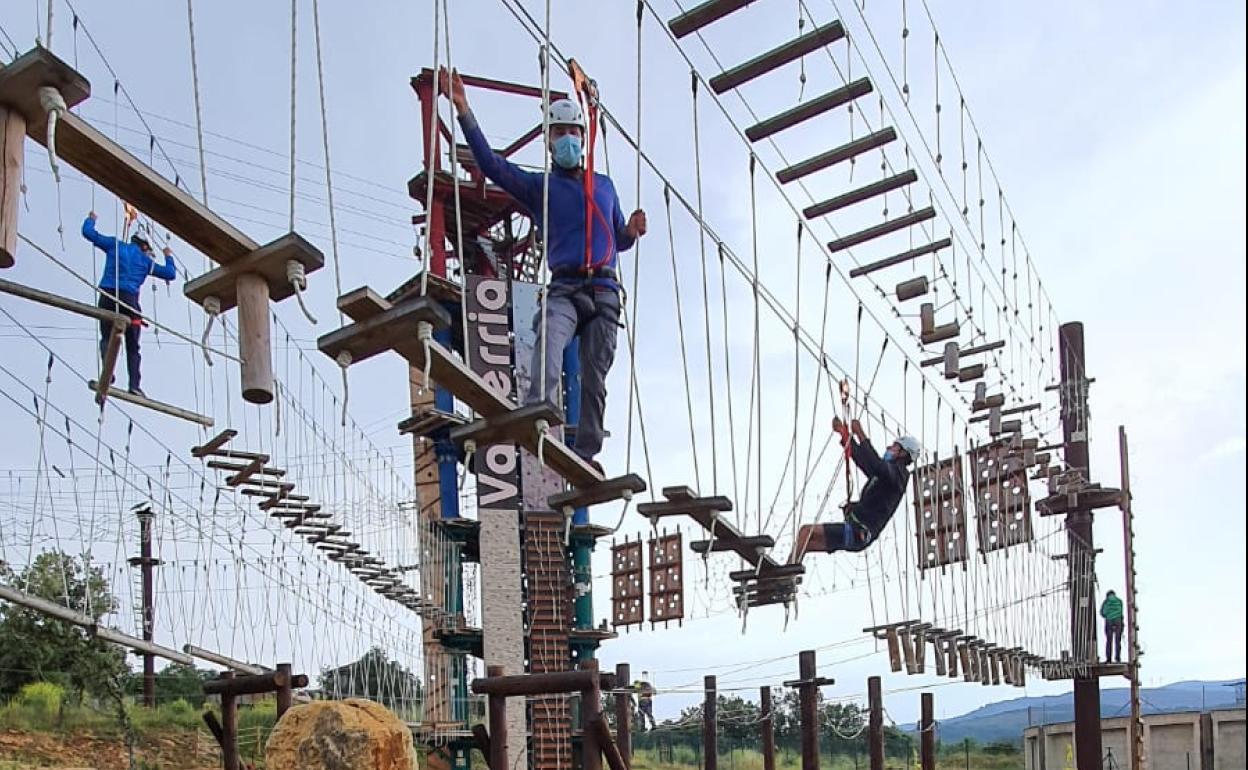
[265, 698, 418, 770]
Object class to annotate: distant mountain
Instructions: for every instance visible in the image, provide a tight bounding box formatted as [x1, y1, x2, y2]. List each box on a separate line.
[909, 678, 1244, 745]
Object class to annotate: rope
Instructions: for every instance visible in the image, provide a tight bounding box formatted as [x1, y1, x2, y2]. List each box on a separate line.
[199, 296, 220, 366]
[310, 0, 343, 321]
[419, 0, 441, 297]
[286, 259, 317, 324]
[37, 86, 67, 244]
[663, 184, 700, 492]
[691, 72, 718, 492]
[536, 0, 553, 408]
[185, 0, 209, 210]
[439, 0, 470, 373]
[623, 0, 646, 492]
[287, 0, 297, 232]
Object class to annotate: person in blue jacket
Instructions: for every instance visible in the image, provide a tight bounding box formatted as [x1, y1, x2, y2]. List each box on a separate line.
[82, 211, 177, 398]
[789, 420, 920, 562]
[439, 67, 647, 470]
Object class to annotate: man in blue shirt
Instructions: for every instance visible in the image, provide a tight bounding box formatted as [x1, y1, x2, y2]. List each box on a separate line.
[440, 68, 647, 470]
[82, 212, 178, 398]
[789, 419, 920, 562]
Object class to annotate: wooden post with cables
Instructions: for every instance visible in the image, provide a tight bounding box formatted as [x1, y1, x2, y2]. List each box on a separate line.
[0, 102, 23, 268]
[219, 671, 239, 770]
[760, 686, 776, 770]
[615, 663, 632, 768]
[1119, 427, 1144, 770]
[783, 650, 833, 770]
[487, 665, 508, 770]
[130, 505, 158, 708]
[920, 692, 935, 770]
[703, 675, 717, 770]
[868, 676, 883, 770]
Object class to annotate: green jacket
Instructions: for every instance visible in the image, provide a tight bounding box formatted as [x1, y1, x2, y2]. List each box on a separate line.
[1100, 594, 1124, 622]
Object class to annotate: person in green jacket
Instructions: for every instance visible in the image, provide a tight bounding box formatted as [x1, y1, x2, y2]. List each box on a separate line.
[1100, 590, 1124, 663]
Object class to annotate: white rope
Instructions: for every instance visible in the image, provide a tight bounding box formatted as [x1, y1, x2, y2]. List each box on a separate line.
[287, 0, 297, 233]
[419, 0, 441, 298]
[286, 259, 317, 324]
[536, 0, 553, 408]
[691, 72, 717, 493]
[335, 351, 351, 427]
[663, 184, 700, 492]
[185, 0, 209, 211]
[37, 86, 67, 244]
[440, 0, 470, 373]
[200, 296, 220, 366]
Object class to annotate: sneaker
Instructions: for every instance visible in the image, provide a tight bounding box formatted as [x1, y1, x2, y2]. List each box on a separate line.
[128, 386, 147, 399]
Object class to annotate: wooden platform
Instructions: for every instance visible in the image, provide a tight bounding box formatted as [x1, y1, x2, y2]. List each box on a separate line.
[184, 232, 324, 313]
[638, 486, 790, 576]
[449, 402, 563, 449]
[88, 381, 214, 426]
[547, 473, 647, 511]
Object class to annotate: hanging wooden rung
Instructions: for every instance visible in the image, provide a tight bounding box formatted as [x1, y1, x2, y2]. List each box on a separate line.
[970, 401, 1040, 423]
[922, 340, 1004, 367]
[728, 564, 804, 581]
[450, 402, 563, 449]
[192, 429, 239, 458]
[263, 502, 322, 514]
[270, 511, 330, 524]
[87, 381, 214, 426]
[777, 127, 896, 184]
[847, 238, 951, 279]
[911, 624, 930, 674]
[247, 489, 309, 505]
[972, 394, 1005, 412]
[978, 646, 993, 686]
[828, 207, 936, 253]
[899, 627, 917, 674]
[397, 406, 468, 438]
[942, 342, 960, 379]
[317, 296, 452, 367]
[692, 534, 774, 553]
[710, 21, 846, 93]
[547, 473, 647, 512]
[669, 0, 755, 38]
[184, 233, 324, 314]
[207, 459, 285, 477]
[746, 78, 872, 142]
[225, 457, 268, 487]
[804, 170, 917, 220]
[921, 323, 960, 345]
[636, 493, 732, 520]
[957, 638, 975, 682]
[895, 276, 929, 302]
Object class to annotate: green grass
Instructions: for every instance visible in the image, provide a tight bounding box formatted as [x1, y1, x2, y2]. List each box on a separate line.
[630, 746, 1022, 770]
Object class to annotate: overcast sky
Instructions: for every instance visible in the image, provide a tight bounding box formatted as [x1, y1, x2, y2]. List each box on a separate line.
[0, 0, 1243, 727]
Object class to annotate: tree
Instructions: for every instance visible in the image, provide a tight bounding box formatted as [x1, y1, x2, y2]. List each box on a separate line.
[131, 662, 217, 708]
[0, 551, 130, 701]
[318, 647, 422, 712]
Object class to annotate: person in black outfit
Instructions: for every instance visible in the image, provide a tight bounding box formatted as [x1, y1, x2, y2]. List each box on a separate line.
[789, 419, 920, 563]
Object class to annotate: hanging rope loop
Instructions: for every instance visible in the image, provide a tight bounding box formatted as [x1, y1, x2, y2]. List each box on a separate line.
[287, 259, 318, 324]
[38, 87, 67, 182]
[200, 296, 221, 366]
[417, 320, 434, 393]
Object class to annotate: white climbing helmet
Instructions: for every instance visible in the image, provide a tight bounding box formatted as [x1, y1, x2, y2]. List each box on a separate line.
[547, 98, 586, 130]
[895, 435, 922, 459]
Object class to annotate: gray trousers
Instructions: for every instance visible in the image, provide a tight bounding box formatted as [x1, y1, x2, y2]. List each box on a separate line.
[524, 283, 620, 462]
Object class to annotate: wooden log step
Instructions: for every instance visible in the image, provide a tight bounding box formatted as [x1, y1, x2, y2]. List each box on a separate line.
[317, 296, 451, 367]
[729, 564, 804, 581]
[972, 394, 1006, 411]
[777, 127, 897, 184]
[449, 402, 563, 449]
[669, 0, 755, 38]
[746, 78, 872, 142]
[87, 381, 214, 426]
[969, 402, 1040, 423]
[547, 473, 647, 511]
[921, 340, 1004, 367]
[957, 364, 986, 383]
[225, 457, 268, 487]
[804, 170, 918, 220]
[710, 21, 845, 93]
[207, 460, 285, 477]
[896, 276, 929, 302]
[636, 495, 733, 519]
[232, 478, 295, 492]
[848, 238, 951, 278]
[192, 429, 239, 458]
[828, 207, 936, 253]
[920, 323, 960, 346]
[184, 233, 324, 313]
[690, 534, 774, 553]
[257, 497, 317, 511]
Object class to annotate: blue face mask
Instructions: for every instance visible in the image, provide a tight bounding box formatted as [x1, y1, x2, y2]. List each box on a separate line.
[882, 450, 895, 462]
[553, 134, 582, 169]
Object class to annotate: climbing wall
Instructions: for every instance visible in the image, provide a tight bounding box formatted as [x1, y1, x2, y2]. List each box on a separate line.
[970, 441, 1034, 553]
[647, 530, 685, 626]
[611, 538, 644, 628]
[912, 452, 970, 569]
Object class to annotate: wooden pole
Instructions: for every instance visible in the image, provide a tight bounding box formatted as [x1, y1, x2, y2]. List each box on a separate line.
[615, 663, 633, 768]
[799, 651, 820, 770]
[235, 271, 274, 404]
[760, 686, 776, 770]
[0, 105, 24, 268]
[276, 663, 294, 719]
[1119, 427, 1144, 770]
[868, 677, 883, 770]
[591, 716, 630, 770]
[920, 693, 935, 770]
[704, 675, 718, 770]
[487, 665, 508, 770]
[581, 659, 603, 770]
[135, 508, 156, 708]
[220, 671, 239, 770]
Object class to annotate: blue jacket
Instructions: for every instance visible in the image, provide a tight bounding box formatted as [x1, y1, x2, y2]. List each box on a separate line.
[458, 112, 635, 289]
[82, 217, 177, 295]
[848, 439, 910, 537]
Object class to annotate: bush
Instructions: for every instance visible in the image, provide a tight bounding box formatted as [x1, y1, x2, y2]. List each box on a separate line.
[17, 681, 64, 721]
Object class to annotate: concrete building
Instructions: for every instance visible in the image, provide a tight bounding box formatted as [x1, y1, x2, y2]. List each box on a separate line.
[1023, 708, 1245, 770]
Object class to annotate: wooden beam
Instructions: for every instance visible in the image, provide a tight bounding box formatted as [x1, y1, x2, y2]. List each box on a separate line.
[95, 322, 125, 407]
[669, 0, 755, 38]
[184, 233, 324, 313]
[337, 286, 393, 322]
[828, 207, 936, 253]
[848, 238, 951, 278]
[317, 296, 452, 367]
[710, 21, 846, 93]
[225, 457, 267, 487]
[745, 79, 872, 142]
[449, 402, 564, 449]
[191, 429, 238, 458]
[804, 170, 918, 220]
[0, 277, 128, 324]
[920, 340, 1005, 367]
[1, 105, 24, 267]
[0, 48, 90, 131]
[776, 128, 896, 184]
[87, 381, 214, 426]
[691, 534, 774, 553]
[547, 473, 647, 511]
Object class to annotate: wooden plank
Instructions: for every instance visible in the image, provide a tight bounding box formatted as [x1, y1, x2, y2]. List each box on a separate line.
[745, 78, 872, 142]
[192, 429, 238, 458]
[899, 628, 917, 674]
[804, 170, 918, 220]
[776, 128, 896, 184]
[449, 402, 564, 449]
[0, 48, 90, 128]
[691, 534, 774, 553]
[728, 564, 804, 581]
[95, 322, 125, 407]
[827, 207, 936, 253]
[34, 111, 259, 265]
[206, 459, 285, 477]
[225, 457, 266, 487]
[669, 0, 755, 38]
[920, 323, 960, 346]
[847, 238, 952, 278]
[184, 233, 324, 312]
[87, 381, 214, 426]
[921, 340, 1004, 367]
[337, 286, 392, 322]
[710, 21, 846, 93]
[0, 277, 128, 324]
[547, 473, 647, 511]
[1, 105, 24, 267]
[636, 496, 733, 519]
[317, 296, 452, 367]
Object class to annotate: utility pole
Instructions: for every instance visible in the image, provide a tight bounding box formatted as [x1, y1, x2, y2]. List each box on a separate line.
[1056, 322, 1102, 769]
[129, 504, 159, 708]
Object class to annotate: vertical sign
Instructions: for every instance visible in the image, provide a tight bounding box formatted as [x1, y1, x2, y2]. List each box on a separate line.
[465, 275, 525, 770]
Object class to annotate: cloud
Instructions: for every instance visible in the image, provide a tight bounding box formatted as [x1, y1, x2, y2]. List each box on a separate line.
[1197, 436, 1247, 464]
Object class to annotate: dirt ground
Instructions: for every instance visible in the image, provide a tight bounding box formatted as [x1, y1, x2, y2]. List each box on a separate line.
[0, 728, 223, 769]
